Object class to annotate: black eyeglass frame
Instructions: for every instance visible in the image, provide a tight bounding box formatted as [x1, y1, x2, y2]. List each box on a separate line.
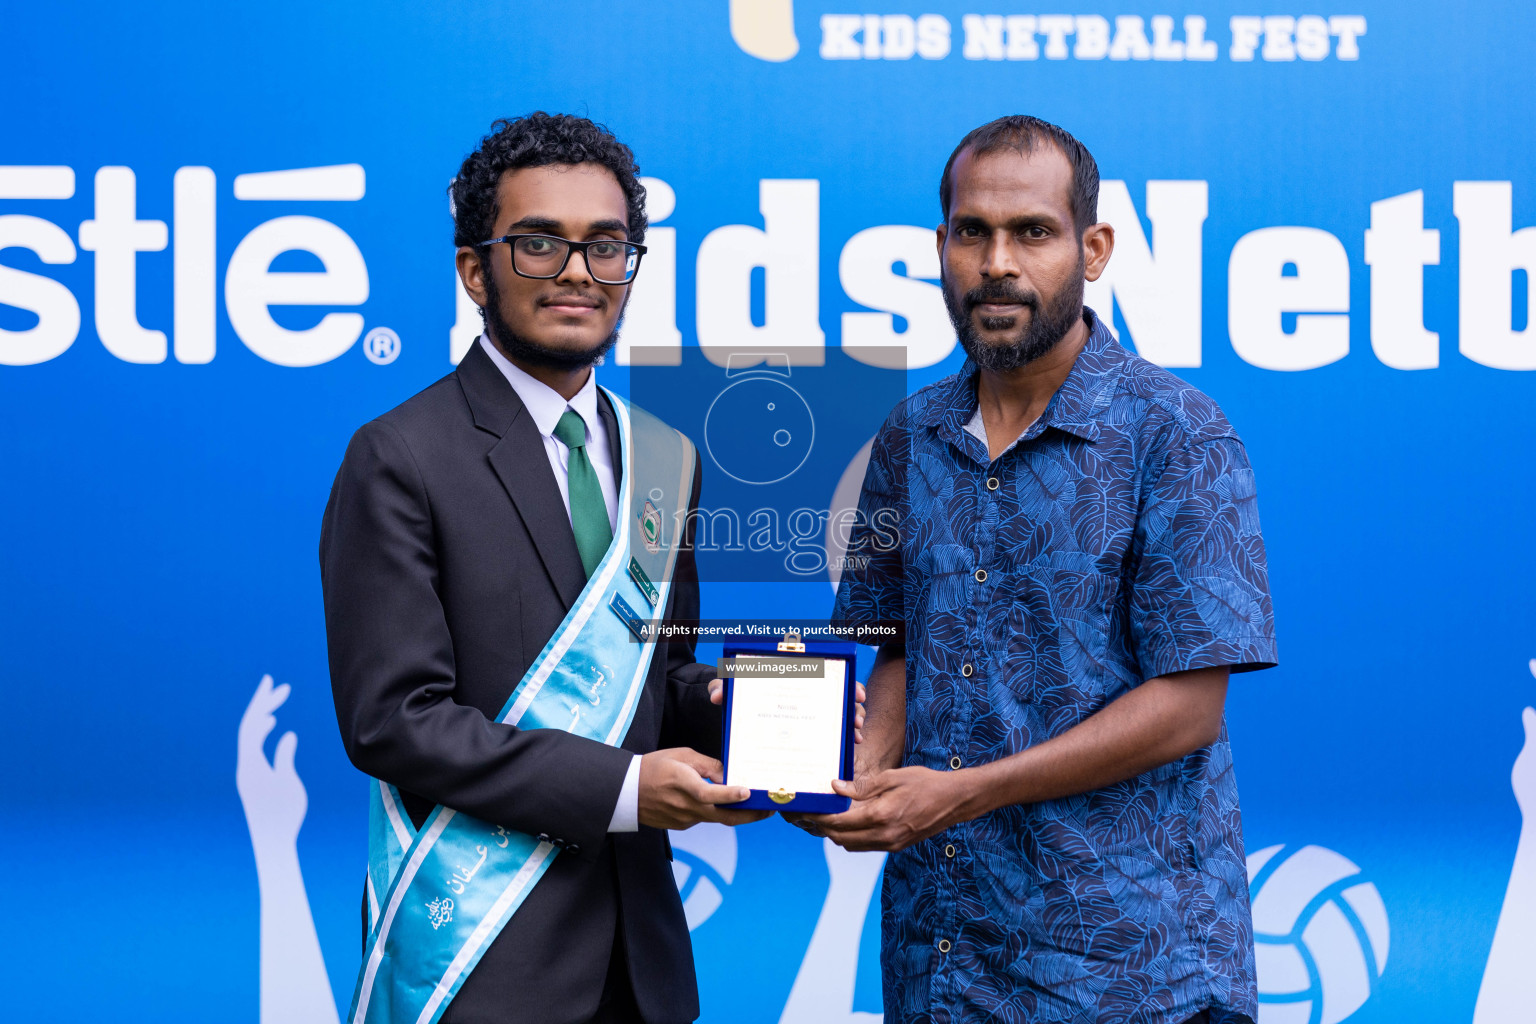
[476, 232, 648, 285]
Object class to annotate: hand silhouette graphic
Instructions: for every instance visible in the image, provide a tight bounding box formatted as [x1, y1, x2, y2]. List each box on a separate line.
[238, 674, 308, 853]
[1510, 665, 1536, 818]
[235, 675, 340, 1024]
[778, 839, 884, 1024]
[1472, 660, 1536, 1024]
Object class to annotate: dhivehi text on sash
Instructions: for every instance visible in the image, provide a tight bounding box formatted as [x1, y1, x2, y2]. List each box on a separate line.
[349, 393, 696, 1024]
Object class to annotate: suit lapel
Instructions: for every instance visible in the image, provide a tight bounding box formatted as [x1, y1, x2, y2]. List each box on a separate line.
[597, 389, 624, 493]
[457, 341, 587, 610]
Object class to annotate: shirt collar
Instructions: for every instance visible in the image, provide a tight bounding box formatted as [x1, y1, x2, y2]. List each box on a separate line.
[925, 306, 1124, 456]
[478, 334, 601, 441]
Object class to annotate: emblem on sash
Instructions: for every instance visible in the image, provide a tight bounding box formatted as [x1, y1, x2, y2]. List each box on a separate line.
[351, 396, 697, 1024]
[639, 499, 662, 553]
[426, 898, 454, 930]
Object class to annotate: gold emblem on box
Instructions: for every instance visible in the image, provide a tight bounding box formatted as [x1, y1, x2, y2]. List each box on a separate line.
[768, 788, 796, 804]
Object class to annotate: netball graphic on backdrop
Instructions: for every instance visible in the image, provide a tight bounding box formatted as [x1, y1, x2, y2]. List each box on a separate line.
[237, 676, 884, 1022]
[1245, 844, 1388, 1024]
[238, 665, 1536, 1022]
[670, 823, 738, 930]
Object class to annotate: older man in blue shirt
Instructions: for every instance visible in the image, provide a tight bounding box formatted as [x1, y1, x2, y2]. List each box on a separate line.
[818, 116, 1277, 1024]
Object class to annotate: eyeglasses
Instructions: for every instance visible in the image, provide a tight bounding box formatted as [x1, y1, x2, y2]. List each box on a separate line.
[477, 233, 647, 285]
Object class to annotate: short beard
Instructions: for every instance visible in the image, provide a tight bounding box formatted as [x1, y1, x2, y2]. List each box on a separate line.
[944, 258, 1085, 373]
[481, 265, 620, 371]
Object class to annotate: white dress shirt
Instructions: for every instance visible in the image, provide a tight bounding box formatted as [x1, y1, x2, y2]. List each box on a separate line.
[479, 335, 641, 832]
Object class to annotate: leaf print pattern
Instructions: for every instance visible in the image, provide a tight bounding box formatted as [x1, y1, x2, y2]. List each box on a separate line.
[833, 308, 1276, 1024]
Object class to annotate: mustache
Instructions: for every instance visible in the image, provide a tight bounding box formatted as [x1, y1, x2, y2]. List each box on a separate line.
[542, 291, 604, 308]
[963, 281, 1039, 311]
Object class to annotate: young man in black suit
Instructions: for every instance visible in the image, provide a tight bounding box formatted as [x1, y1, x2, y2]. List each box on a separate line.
[320, 113, 764, 1024]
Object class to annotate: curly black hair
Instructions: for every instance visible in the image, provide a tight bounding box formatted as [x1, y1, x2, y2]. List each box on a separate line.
[449, 112, 647, 250]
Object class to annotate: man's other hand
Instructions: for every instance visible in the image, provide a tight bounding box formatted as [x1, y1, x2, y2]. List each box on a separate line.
[800, 767, 967, 852]
[638, 747, 772, 829]
[707, 678, 868, 743]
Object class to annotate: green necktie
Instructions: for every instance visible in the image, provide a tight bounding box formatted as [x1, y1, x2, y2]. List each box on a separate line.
[553, 409, 613, 578]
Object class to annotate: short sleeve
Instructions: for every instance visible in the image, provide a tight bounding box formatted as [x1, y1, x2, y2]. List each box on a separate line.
[830, 412, 908, 638]
[1130, 435, 1277, 679]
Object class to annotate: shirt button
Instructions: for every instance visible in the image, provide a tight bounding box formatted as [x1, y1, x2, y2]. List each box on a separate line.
[960, 663, 973, 677]
[944, 843, 956, 858]
[937, 938, 952, 953]
[986, 476, 999, 491]
[974, 568, 988, 583]
[949, 755, 963, 770]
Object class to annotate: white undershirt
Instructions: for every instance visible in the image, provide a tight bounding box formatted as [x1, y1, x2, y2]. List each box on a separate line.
[965, 405, 1038, 460]
[479, 335, 641, 833]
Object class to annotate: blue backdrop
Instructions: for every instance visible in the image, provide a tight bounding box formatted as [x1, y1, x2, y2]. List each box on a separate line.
[3, 3, 1534, 1022]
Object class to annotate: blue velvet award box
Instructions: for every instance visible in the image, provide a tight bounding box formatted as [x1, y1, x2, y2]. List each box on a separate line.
[719, 635, 857, 813]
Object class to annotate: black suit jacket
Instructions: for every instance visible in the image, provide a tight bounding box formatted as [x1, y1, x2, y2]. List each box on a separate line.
[320, 341, 720, 1024]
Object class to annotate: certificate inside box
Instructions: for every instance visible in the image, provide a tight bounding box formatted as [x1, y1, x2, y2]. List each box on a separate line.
[721, 641, 855, 813]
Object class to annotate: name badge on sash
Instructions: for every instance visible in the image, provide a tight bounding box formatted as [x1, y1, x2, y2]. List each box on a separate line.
[350, 393, 696, 1024]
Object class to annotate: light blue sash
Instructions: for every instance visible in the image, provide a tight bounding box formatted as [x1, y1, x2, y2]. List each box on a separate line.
[349, 392, 696, 1024]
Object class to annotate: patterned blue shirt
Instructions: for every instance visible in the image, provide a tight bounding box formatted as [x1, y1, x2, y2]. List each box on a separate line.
[833, 309, 1276, 1024]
